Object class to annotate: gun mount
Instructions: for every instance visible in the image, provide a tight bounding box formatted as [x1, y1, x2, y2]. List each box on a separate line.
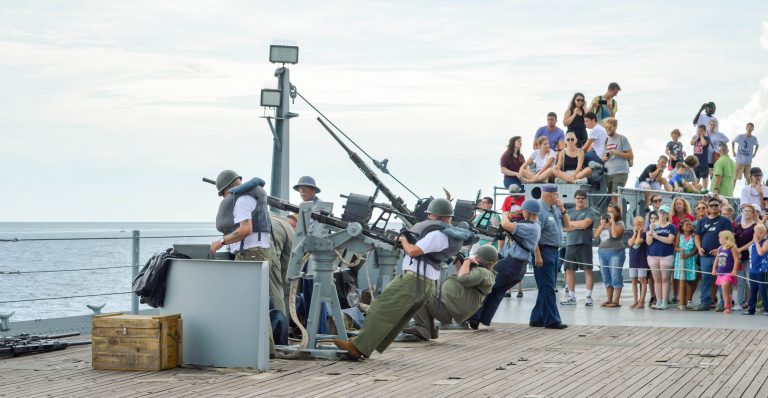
[1, 333, 90, 358]
[276, 201, 402, 359]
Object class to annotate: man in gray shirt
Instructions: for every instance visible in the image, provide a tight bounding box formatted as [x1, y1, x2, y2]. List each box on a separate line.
[561, 190, 598, 306]
[732, 122, 759, 184]
[600, 117, 634, 204]
[530, 184, 570, 329]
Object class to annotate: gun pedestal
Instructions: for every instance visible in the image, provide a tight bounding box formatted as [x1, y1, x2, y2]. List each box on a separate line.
[278, 202, 397, 360]
[367, 248, 400, 295]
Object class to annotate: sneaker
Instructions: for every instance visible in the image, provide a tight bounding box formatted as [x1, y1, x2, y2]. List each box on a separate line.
[585, 297, 594, 307]
[657, 300, 668, 310]
[649, 297, 657, 306]
[692, 304, 710, 311]
[554, 177, 567, 184]
[504, 291, 512, 298]
[574, 178, 588, 185]
[560, 297, 577, 305]
[687, 301, 693, 309]
[743, 310, 755, 315]
[716, 304, 725, 313]
[517, 291, 524, 298]
[669, 298, 678, 305]
[733, 304, 743, 311]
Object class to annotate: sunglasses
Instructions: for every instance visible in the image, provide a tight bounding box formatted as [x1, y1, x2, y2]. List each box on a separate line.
[576, 98, 584, 102]
[566, 138, 576, 142]
[696, 207, 706, 211]
[652, 199, 662, 203]
[708, 203, 720, 207]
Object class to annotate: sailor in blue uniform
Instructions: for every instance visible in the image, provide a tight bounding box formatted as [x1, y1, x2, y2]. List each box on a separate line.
[530, 184, 570, 329]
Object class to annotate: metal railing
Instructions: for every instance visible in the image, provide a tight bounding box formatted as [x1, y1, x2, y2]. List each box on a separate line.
[0, 230, 219, 330]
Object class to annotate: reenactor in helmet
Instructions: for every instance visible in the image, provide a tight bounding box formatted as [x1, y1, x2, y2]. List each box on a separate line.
[333, 198, 474, 360]
[403, 245, 498, 341]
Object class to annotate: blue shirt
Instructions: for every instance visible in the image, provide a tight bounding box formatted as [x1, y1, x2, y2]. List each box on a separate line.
[647, 223, 676, 257]
[695, 215, 733, 254]
[750, 240, 768, 273]
[503, 221, 542, 261]
[534, 126, 565, 151]
[537, 199, 563, 247]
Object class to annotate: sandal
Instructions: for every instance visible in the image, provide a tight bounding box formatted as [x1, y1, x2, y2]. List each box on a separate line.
[605, 303, 620, 308]
[600, 301, 611, 307]
[637, 303, 645, 309]
[630, 303, 638, 309]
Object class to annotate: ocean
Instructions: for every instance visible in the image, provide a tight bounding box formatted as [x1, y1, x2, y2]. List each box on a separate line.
[0, 222, 218, 321]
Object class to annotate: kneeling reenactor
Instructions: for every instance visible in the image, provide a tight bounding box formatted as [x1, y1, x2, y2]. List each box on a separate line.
[404, 245, 498, 340]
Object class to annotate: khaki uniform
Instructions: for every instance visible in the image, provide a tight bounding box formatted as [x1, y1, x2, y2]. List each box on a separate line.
[353, 272, 435, 357]
[268, 214, 295, 316]
[413, 267, 495, 339]
[235, 246, 274, 354]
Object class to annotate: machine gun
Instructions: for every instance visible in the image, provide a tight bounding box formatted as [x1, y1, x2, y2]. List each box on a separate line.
[1, 332, 90, 358]
[316, 117, 419, 228]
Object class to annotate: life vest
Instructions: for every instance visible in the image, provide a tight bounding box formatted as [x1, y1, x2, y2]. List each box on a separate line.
[216, 184, 272, 240]
[408, 220, 466, 272]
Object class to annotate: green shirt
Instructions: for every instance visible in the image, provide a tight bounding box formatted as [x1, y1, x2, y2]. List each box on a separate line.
[440, 267, 496, 323]
[710, 155, 736, 197]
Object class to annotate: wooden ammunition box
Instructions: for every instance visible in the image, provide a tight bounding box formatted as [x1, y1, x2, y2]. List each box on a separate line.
[92, 313, 182, 371]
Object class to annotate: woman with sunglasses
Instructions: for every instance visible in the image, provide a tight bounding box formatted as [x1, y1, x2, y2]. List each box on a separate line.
[563, 93, 588, 148]
[647, 204, 677, 310]
[689, 201, 709, 298]
[552, 132, 592, 184]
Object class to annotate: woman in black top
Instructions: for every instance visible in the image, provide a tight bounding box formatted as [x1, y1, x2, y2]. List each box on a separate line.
[552, 132, 592, 184]
[563, 92, 588, 148]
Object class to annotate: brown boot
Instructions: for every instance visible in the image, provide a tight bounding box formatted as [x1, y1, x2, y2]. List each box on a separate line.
[333, 339, 362, 360]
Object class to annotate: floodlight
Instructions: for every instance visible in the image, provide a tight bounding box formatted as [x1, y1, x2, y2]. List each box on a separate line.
[269, 45, 299, 64]
[260, 89, 282, 107]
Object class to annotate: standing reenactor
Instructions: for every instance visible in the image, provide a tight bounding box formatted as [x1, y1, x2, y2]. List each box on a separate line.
[561, 190, 598, 306]
[333, 198, 473, 360]
[269, 213, 294, 317]
[530, 184, 570, 329]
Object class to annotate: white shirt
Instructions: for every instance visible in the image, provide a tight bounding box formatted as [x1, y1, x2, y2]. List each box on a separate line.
[230, 195, 270, 253]
[694, 113, 718, 132]
[401, 230, 450, 281]
[530, 150, 555, 171]
[740, 185, 768, 214]
[587, 124, 608, 158]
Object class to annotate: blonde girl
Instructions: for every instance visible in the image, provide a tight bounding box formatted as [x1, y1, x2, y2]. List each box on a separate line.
[714, 230, 739, 314]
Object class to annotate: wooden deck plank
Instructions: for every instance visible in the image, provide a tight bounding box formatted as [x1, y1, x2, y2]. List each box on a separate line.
[2, 323, 768, 398]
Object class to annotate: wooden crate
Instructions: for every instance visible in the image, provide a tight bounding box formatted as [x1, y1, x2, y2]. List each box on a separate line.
[92, 313, 182, 371]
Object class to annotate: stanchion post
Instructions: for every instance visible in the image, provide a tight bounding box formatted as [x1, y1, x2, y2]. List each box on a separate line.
[131, 230, 140, 314]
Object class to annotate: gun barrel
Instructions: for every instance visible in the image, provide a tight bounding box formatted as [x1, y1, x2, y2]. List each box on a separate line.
[315, 117, 414, 221]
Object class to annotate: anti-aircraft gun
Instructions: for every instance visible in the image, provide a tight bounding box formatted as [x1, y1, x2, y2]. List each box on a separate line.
[267, 197, 402, 359]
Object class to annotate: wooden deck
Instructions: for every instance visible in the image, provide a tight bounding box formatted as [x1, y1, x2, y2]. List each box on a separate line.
[2, 323, 767, 398]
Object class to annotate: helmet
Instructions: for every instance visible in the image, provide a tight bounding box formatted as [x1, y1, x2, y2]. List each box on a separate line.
[521, 199, 541, 215]
[426, 198, 454, 217]
[475, 245, 498, 266]
[293, 176, 322, 193]
[216, 170, 241, 195]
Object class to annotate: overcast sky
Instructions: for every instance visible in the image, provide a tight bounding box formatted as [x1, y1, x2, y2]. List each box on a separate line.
[1, 1, 767, 222]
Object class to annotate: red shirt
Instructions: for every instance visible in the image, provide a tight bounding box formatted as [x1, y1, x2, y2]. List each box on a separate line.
[502, 195, 525, 221]
[671, 213, 694, 231]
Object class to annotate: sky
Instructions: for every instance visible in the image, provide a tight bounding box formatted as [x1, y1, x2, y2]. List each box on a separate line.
[1, 1, 768, 222]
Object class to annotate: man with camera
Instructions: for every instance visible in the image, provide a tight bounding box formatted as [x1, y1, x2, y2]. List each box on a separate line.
[692, 101, 718, 133]
[403, 245, 498, 340]
[740, 167, 766, 216]
[590, 82, 621, 126]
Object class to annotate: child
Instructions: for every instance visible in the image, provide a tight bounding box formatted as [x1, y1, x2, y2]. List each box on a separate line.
[629, 216, 649, 308]
[745, 224, 768, 315]
[665, 129, 685, 170]
[714, 231, 740, 313]
[691, 124, 711, 187]
[674, 218, 697, 309]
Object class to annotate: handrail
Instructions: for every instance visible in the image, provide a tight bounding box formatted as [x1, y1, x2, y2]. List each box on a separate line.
[0, 265, 134, 275]
[0, 292, 132, 304]
[0, 234, 219, 243]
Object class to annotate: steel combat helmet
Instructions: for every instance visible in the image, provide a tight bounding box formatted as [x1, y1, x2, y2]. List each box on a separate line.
[475, 245, 499, 266]
[426, 198, 454, 217]
[216, 169, 241, 196]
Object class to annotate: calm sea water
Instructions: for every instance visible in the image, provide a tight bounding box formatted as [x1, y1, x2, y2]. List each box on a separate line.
[0, 222, 218, 321]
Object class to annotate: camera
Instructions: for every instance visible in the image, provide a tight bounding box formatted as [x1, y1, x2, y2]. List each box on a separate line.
[598, 99, 608, 105]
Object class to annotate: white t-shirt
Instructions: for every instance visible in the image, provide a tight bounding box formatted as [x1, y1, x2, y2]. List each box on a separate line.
[740, 185, 768, 214]
[694, 113, 718, 132]
[587, 124, 608, 158]
[230, 195, 270, 253]
[530, 150, 555, 171]
[401, 230, 450, 281]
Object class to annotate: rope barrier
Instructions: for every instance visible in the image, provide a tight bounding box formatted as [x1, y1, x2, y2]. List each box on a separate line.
[0, 292, 133, 304]
[0, 265, 134, 275]
[558, 256, 768, 285]
[0, 234, 219, 243]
